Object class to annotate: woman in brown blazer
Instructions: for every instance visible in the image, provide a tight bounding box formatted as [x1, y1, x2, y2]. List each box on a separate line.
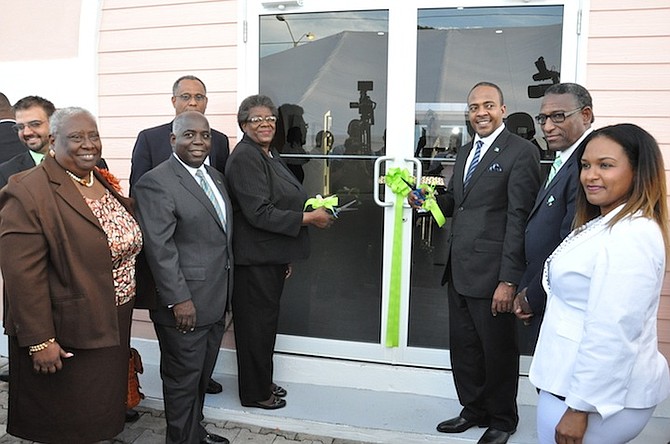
[0, 107, 143, 443]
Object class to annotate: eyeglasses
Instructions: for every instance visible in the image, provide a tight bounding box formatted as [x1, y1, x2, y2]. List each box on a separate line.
[66, 133, 101, 144]
[247, 116, 278, 125]
[12, 120, 44, 132]
[534, 107, 583, 125]
[176, 94, 207, 102]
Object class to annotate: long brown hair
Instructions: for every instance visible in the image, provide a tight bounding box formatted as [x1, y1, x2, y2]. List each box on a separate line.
[574, 124, 669, 249]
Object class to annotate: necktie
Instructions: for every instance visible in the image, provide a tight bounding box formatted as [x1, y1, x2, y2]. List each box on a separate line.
[464, 140, 483, 189]
[545, 155, 563, 188]
[195, 169, 226, 227]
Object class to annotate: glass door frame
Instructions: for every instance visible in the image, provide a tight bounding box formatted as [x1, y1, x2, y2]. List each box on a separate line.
[241, 0, 586, 370]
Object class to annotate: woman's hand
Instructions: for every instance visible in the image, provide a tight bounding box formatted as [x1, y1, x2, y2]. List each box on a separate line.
[303, 207, 334, 229]
[173, 299, 197, 333]
[555, 409, 588, 444]
[31, 340, 73, 374]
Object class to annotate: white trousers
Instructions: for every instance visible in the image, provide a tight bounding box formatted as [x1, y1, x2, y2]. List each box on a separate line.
[537, 390, 655, 444]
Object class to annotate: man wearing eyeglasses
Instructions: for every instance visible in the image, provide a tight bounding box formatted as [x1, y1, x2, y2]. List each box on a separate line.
[129, 75, 230, 191]
[0, 96, 57, 189]
[513, 83, 594, 349]
[0, 93, 26, 164]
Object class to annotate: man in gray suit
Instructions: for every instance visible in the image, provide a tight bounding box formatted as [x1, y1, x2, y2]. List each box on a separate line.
[134, 111, 232, 444]
[413, 82, 540, 444]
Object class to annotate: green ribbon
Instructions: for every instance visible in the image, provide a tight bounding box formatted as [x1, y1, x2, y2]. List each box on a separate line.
[383, 167, 414, 347]
[419, 184, 446, 227]
[304, 194, 339, 212]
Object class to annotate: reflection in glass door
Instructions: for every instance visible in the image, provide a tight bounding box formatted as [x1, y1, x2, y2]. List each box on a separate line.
[408, 5, 564, 355]
[259, 10, 389, 344]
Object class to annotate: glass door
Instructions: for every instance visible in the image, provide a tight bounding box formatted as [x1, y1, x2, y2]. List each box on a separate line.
[245, 0, 580, 368]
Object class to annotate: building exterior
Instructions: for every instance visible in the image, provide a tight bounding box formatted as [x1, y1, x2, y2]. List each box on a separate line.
[1, 0, 669, 411]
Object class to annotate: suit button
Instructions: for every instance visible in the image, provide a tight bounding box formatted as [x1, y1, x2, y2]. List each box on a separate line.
[458, 206, 464, 211]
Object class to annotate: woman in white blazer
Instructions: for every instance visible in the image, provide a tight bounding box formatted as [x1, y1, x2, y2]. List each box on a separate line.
[529, 123, 670, 444]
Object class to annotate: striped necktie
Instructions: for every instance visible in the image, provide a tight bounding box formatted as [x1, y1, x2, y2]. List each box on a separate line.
[195, 169, 226, 228]
[545, 155, 563, 188]
[464, 140, 483, 189]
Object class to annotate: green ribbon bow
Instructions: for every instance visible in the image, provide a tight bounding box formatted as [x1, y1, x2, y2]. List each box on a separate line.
[304, 194, 339, 212]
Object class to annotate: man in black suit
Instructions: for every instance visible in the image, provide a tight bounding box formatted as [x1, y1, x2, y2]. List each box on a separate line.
[414, 82, 540, 444]
[514, 83, 594, 348]
[0, 93, 32, 165]
[0, 96, 57, 189]
[134, 111, 232, 444]
[129, 75, 230, 188]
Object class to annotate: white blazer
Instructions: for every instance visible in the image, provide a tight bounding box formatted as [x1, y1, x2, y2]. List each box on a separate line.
[529, 205, 670, 419]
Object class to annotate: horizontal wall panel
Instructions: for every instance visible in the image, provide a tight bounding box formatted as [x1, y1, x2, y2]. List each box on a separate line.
[99, 92, 238, 117]
[101, 1, 236, 30]
[99, 69, 237, 96]
[588, 37, 670, 64]
[104, 0, 221, 10]
[586, 64, 670, 91]
[99, 23, 236, 52]
[588, 91, 670, 119]
[99, 46, 236, 74]
[590, 10, 670, 37]
[99, 115, 238, 139]
[590, 0, 670, 11]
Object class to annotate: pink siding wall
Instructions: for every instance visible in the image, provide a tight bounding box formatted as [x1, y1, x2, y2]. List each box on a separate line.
[587, 0, 670, 358]
[98, 0, 239, 193]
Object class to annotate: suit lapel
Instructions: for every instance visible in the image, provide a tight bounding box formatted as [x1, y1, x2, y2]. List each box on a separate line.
[44, 157, 103, 229]
[462, 130, 508, 199]
[205, 164, 232, 234]
[170, 157, 226, 231]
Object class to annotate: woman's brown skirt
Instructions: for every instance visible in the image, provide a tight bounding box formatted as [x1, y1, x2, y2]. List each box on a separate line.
[7, 300, 133, 444]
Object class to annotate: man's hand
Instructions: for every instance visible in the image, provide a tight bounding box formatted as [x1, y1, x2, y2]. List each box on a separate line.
[491, 282, 516, 316]
[513, 287, 534, 325]
[173, 299, 197, 333]
[555, 408, 588, 444]
[32, 341, 73, 374]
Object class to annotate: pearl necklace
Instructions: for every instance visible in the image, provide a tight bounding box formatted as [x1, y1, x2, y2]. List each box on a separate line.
[65, 170, 95, 188]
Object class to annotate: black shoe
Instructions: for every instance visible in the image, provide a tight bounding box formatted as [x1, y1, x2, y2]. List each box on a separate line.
[125, 409, 140, 423]
[477, 427, 515, 444]
[206, 378, 223, 394]
[436, 416, 487, 433]
[242, 395, 287, 410]
[0, 372, 8, 383]
[201, 433, 229, 444]
[271, 383, 287, 397]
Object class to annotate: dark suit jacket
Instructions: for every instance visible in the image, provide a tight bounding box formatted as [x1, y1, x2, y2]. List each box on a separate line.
[224, 135, 309, 265]
[133, 156, 233, 327]
[518, 135, 590, 316]
[129, 121, 229, 188]
[0, 151, 34, 189]
[438, 128, 541, 298]
[0, 156, 136, 349]
[0, 121, 25, 164]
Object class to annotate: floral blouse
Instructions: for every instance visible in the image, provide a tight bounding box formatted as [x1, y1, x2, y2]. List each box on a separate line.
[85, 189, 143, 306]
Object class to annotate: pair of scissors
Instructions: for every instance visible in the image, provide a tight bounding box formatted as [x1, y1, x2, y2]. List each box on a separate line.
[331, 199, 358, 218]
[401, 177, 425, 203]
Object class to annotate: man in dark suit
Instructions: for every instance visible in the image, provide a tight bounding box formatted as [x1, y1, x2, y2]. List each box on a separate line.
[0, 93, 25, 163]
[416, 82, 540, 444]
[514, 83, 594, 349]
[129, 75, 230, 189]
[134, 111, 232, 444]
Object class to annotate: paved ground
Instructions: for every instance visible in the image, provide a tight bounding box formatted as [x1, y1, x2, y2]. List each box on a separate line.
[0, 358, 368, 444]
